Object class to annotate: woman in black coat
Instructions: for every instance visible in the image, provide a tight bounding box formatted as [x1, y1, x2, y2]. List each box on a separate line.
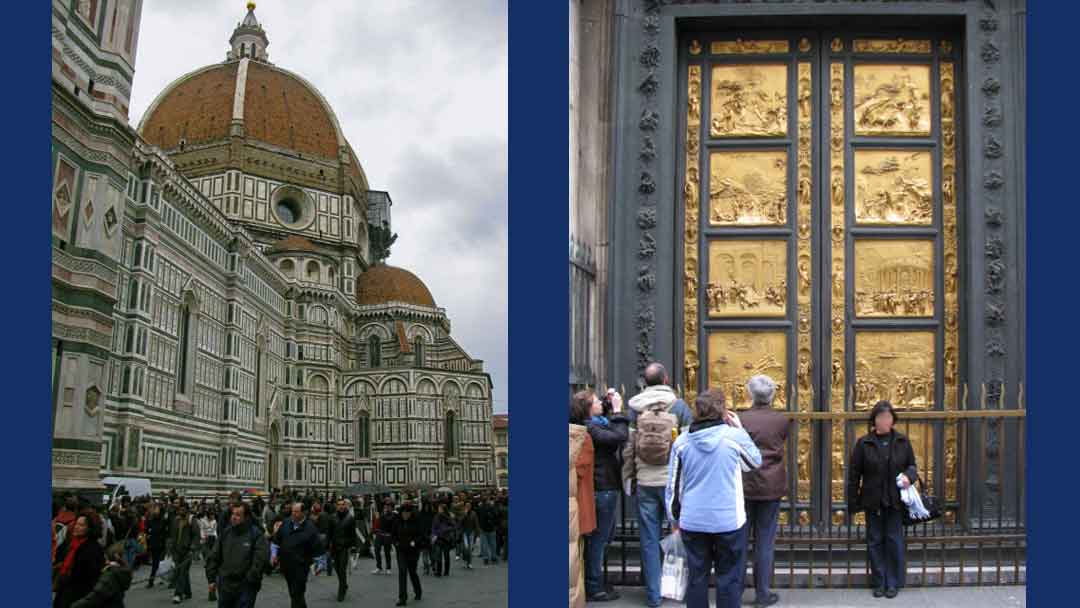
[53, 514, 107, 608]
[583, 389, 630, 602]
[846, 400, 917, 600]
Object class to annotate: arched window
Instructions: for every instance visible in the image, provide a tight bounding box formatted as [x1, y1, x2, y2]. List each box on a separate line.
[444, 411, 457, 458]
[306, 260, 320, 282]
[240, 43, 246, 57]
[128, 279, 139, 309]
[177, 304, 192, 393]
[414, 336, 425, 367]
[368, 335, 381, 368]
[328, 267, 336, 287]
[297, 421, 304, 437]
[356, 411, 370, 459]
[295, 459, 303, 480]
[283, 457, 289, 480]
[279, 259, 294, 278]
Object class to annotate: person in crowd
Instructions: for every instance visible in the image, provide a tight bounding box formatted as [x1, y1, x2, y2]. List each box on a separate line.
[418, 501, 435, 576]
[584, 388, 630, 602]
[329, 498, 358, 602]
[666, 389, 762, 608]
[622, 362, 694, 608]
[53, 514, 107, 608]
[477, 494, 500, 565]
[310, 502, 331, 575]
[739, 375, 791, 608]
[458, 500, 481, 570]
[496, 493, 509, 561]
[390, 500, 427, 606]
[570, 391, 596, 608]
[170, 504, 198, 604]
[271, 502, 323, 608]
[847, 400, 918, 599]
[371, 500, 395, 575]
[70, 542, 132, 608]
[206, 503, 268, 608]
[198, 508, 218, 564]
[354, 498, 372, 558]
[144, 504, 170, 589]
[53, 494, 79, 562]
[431, 502, 456, 577]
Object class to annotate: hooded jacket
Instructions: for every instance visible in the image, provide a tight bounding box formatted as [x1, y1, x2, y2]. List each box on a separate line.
[665, 419, 762, 534]
[621, 385, 694, 488]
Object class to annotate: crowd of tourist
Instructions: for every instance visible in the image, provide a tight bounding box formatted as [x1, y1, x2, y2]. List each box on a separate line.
[570, 361, 918, 608]
[52, 487, 508, 607]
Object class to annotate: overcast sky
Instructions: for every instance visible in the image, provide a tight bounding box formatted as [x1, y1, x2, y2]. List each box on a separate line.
[129, 1, 508, 414]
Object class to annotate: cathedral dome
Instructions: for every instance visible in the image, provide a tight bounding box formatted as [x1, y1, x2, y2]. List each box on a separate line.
[138, 59, 344, 161]
[356, 265, 437, 308]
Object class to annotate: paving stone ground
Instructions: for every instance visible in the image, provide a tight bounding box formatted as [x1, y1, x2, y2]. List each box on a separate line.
[606, 584, 1026, 608]
[122, 553, 508, 607]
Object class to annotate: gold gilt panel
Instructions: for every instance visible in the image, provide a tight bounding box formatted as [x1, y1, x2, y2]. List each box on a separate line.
[853, 64, 932, 136]
[941, 61, 959, 502]
[683, 64, 703, 405]
[829, 61, 846, 504]
[854, 331, 935, 410]
[853, 39, 932, 54]
[710, 64, 788, 137]
[706, 240, 787, 317]
[854, 149, 934, 225]
[853, 240, 935, 318]
[711, 39, 790, 55]
[706, 331, 787, 410]
[899, 420, 936, 490]
[709, 150, 788, 225]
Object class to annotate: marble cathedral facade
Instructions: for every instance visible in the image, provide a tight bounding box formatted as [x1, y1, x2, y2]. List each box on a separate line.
[52, 1, 495, 495]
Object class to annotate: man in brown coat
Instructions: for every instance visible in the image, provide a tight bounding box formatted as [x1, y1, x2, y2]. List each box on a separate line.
[738, 375, 791, 608]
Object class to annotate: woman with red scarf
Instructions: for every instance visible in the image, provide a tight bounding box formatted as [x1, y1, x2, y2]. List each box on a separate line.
[53, 514, 106, 608]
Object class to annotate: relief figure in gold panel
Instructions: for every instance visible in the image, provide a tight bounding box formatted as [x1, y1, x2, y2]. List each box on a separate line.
[707, 240, 787, 317]
[854, 240, 934, 317]
[709, 151, 787, 225]
[854, 150, 933, 225]
[708, 332, 787, 409]
[853, 64, 932, 136]
[854, 331, 935, 409]
[710, 65, 788, 137]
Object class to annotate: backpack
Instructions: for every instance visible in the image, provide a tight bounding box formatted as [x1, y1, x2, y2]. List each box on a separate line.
[635, 405, 677, 466]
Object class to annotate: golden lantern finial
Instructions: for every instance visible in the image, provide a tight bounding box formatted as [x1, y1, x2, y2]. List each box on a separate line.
[247, 2, 256, 10]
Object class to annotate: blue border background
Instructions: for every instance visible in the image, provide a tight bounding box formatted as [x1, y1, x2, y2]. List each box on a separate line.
[507, 2, 567, 607]
[10, 1, 1078, 605]
[1026, 3, 1079, 605]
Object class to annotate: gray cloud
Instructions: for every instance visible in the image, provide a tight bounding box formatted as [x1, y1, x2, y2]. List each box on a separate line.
[130, 1, 508, 414]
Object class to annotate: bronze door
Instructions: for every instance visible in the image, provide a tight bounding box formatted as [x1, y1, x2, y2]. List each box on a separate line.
[680, 32, 961, 527]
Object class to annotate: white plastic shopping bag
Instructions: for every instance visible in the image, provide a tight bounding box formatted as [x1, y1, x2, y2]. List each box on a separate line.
[156, 556, 175, 579]
[659, 530, 688, 601]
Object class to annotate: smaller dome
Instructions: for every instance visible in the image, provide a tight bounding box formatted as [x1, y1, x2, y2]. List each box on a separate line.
[267, 234, 319, 254]
[357, 265, 436, 308]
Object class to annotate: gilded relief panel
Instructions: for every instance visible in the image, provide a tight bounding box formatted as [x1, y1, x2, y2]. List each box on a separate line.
[853, 240, 935, 317]
[854, 149, 933, 225]
[853, 64, 932, 136]
[706, 331, 787, 410]
[854, 331, 935, 410]
[710, 64, 788, 137]
[709, 150, 788, 225]
[706, 240, 787, 317]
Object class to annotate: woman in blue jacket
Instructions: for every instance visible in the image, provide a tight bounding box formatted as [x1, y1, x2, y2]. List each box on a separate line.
[665, 389, 761, 608]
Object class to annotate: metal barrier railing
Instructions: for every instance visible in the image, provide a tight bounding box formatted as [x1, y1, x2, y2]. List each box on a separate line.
[601, 399, 1026, 588]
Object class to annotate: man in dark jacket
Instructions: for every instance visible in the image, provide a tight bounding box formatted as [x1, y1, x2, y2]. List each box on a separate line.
[272, 502, 324, 608]
[206, 503, 268, 608]
[476, 497, 499, 565]
[390, 501, 427, 606]
[144, 504, 170, 588]
[739, 375, 792, 608]
[329, 498, 358, 601]
[584, 389, 630, 601]
[170, 504, 199, 604]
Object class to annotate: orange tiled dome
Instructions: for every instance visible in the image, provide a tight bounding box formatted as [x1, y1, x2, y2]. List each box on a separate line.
[138, 60, 343, 160]
[356, 265, 436, 308]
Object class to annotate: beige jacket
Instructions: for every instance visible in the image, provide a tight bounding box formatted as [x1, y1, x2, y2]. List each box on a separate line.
[569, 424, 587, 608]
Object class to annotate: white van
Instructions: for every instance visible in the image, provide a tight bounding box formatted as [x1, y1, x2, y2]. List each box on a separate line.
[101, 477, 153, 506]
